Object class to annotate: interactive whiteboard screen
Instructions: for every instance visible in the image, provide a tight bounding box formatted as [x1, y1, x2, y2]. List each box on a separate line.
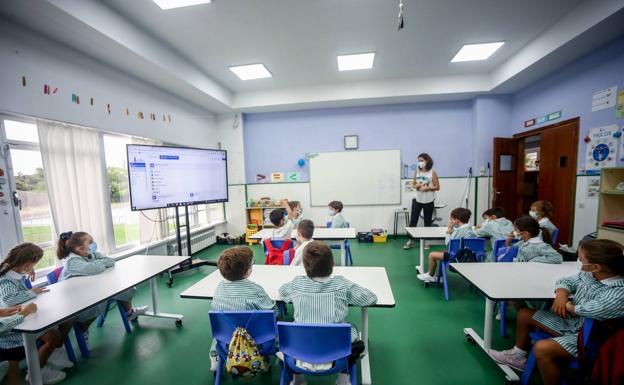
[309, 149, 401, 206]
[127, 144, 228, 210]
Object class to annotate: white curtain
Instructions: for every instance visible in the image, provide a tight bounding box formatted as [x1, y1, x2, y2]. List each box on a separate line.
[37, 121, 113, 253]
[132, 137, 168, 244]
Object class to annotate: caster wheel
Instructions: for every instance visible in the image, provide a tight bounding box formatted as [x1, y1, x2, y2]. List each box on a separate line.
[166, 279, 173, 288]
[465, 335, 475, 345]
[504, 380, 518, 385]
[175, 319, 183, 327]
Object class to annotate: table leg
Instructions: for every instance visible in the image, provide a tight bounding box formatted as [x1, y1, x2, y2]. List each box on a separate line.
[24, 333, 42, 385]
[360, 307, 371, 385]
[483, 298, 494, 350]
[340, 241, 346, 266]
[144, 276, 184, 324]
[393, 213, 398, 239]
[416, 238, 425, 274]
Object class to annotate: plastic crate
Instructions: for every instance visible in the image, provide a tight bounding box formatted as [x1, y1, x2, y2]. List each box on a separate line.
[245, 224, 259, 245]
[372, 232, 388, 243]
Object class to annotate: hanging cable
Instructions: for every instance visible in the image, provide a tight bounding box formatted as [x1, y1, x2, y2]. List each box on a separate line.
[397, 0, 405, 31]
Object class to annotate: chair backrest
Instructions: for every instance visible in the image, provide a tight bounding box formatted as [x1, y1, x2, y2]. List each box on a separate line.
[551, 229, 559, 247]
[447, 238, 461, 256]
[492, 239, 507, 259]
[326, 221, 332, 228]
[463, 238, 486, 256]
[498, 247, 518, 262]
[22, 277, 32, 289]
[263, 238, 287, 256]
[283, 249, 291, 265]
[209, 310, 276, 346]
[46, 266, 64, 285]
[277, 322, 352, 364]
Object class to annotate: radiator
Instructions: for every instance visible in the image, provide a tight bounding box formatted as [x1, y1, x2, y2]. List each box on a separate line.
[167, 227, 217, 256]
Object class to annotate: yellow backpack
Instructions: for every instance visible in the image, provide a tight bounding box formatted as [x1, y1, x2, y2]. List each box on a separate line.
[226, 326, 267, 377]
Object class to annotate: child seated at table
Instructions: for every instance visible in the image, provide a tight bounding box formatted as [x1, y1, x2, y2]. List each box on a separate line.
[0, 302, 39, 385]
[417, 207, 475, 283]
[279, 241, 377, 385]
[504, 216, 562, 264]
[263, 199, 295, 241]
[489, 239, 624, 385]
[0, 243, 69, 384]
[56, 231, 148, 343]
[328, 201, 348, 228]
[289, 200, 304, 226]
[291, 220, 314, 266]
[474, 207, 514, 261]
[529, 200, 558, 245]
[210, 246, 276, 371]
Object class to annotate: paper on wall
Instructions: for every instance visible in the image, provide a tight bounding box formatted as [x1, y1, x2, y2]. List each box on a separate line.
[591, 85, 617, 112]
[586, 177, 600, 199]
[585, 125, 619, 170]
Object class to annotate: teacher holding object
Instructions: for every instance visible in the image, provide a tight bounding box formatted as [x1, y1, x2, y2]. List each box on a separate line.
[404, 153, 440, 249]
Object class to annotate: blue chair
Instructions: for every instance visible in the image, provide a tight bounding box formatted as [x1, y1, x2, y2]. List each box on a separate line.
[209, 311, 277, 385]
[96, 299, 132, 333]
[520, 319, 594, 385]
[492, 239, 507, 261]
[496, 244, 519, 337]
[435, 238, 462, 301]
[46, 267, 90, 359]
[326, 221, 353, 266]
[277, 322, 356, 385]
[283, 249, 291, 265]
[463, 238, 487, 262]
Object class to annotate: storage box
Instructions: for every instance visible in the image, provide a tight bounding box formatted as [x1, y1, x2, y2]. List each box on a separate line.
[357, 232, 373, 243]
[372, 231, 388, 243]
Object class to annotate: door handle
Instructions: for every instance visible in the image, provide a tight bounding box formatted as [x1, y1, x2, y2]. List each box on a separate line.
[12, 191, 21, 210]
[495, 191, 502, 195]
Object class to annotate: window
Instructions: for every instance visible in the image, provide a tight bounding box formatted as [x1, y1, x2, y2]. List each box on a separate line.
[2, 119, 56, 270]
[103, 135, 140, 249]
[165, 203, 224, 236]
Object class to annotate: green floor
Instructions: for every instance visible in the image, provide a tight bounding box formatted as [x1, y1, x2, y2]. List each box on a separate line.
[57, 238, 524, 385]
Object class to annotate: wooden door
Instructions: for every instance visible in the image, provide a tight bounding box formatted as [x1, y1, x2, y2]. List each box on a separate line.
[492, 138, 518, 220]
[537, 119, 579, 245]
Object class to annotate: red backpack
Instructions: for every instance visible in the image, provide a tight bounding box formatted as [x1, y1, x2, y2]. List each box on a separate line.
[263, 238, 294, 265]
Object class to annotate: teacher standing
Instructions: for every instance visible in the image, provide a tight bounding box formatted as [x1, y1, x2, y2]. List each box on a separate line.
[404, 153, 440, 249]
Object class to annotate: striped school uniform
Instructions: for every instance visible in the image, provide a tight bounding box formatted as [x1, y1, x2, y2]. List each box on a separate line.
[331, 213, 348, 229]
[446, 223, 475, 245]
[279, 275, 377, 341]
[512, 237, 562, 264]
[0, 271, 34, 349]
[475, 218, 514, 261]
[61, 252, 136, 321]
[533, 272, 624, 356]
[211, 279, 276, 312]
[0, 313, 25, 377]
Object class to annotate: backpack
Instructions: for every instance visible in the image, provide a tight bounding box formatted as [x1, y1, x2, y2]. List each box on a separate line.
[451, 248, 478, 263]
[264, 238, 294, 265]
[226, 326, 267, 377]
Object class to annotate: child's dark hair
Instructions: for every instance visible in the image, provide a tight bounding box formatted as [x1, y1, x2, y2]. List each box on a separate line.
[482, 207, 506, 219]
[218, 246, 254, 281]
[269, 208, 286, 226]
[532, 200, 554, 219]
[288, 201, 300, 210]
[328, 201, 343, 212]
[303, 241, 334, 278]
[297, 219, 315, 240]
[418, 153, 434, 171]
[514, 216, 540, 237]
[579, 239, 624, 275]
[0, 243, 43, 276]
[450, 207, 471, 224]
[56, 231, 90, 259]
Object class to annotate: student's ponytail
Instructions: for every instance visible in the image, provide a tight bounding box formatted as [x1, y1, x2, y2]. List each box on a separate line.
[0, 243, 43, 276]
[541, 227, 553, 246]
[56, 231, 89, 259]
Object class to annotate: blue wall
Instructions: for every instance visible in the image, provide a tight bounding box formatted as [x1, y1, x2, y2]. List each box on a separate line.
[243, 101, 475, 182]
[512, 36, 624, 170]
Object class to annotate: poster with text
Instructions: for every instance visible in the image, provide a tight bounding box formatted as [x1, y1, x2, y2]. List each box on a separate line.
[585, 125, 619, 171]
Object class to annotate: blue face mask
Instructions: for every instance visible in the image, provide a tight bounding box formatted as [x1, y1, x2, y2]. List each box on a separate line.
[87, 242, 97, 255]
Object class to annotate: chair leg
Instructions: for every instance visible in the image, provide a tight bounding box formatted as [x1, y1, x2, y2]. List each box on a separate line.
[349, 363, 357, 385]
[72, 325, 90, 358]
[280, 365, 288, 385]
[64, 337, 77, 363]
[500, 301, 507, 338]
[520, 349, 537, 385]
[347, 247, 353, 266]
[96, 300, 111, 328]
[442, 262, 450, 301]
[116, 300, 132, 334]
[215, 354, 223, 385]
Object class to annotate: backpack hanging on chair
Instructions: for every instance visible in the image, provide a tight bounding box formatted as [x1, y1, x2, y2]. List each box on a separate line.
[225, 318, 267, 377]
[264, 238, 294, 265]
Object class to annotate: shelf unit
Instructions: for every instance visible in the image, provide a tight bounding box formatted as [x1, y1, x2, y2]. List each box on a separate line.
[246, 206, 281, 229]
[597, 167, 624, 244]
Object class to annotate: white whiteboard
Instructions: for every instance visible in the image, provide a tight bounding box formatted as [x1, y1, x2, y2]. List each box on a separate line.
[309, 150, 401, 206]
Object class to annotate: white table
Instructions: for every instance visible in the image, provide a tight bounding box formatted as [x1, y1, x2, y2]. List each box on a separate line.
[451, 262, 579, 383]
[405, 227, 448, 274]
[251, 228, 357, 266]
[13, 255, 188, 385]
[180, 265, 395, 385]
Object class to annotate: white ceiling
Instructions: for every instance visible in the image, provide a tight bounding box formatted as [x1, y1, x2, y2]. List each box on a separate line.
[1, 0, 624, 113]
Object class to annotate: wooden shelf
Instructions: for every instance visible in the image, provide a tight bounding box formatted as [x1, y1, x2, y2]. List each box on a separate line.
[597, 167, 624, 245]
[598, 225, 624, 233]
[600, 190, 624, 196]
[246, 206, 282, 210]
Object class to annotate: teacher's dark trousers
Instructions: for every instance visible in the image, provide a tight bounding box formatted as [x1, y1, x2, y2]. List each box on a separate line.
[410, 199, 434, 227]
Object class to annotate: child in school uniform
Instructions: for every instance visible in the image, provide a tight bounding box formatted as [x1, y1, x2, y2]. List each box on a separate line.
[504, 216, 562, 264]
[210, 246, 276, 371]
[328, 201, 348, 228]
[529, 200, 559, 245]
[0, 303, 38, 385]
[474, 207, 514, 261]
[0, 243, 69, 384]
[291, 220, 314, 266]
[417, 207, 475, 283]
[262, 199, 295, 242]
[489, 239, 624, 385]
[279, 241, 377, 385]
[56, 231, 149, 343]
[289, 200, 304, 226]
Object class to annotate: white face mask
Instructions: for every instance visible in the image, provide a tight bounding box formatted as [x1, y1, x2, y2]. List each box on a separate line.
[328, 209, 335, 217]
[298, 208, 303, 215]
[483, 218, 490, 225]
[513, 230, 520, 237]
[418, 161, 426, 169]
[529, 210, 537, 219]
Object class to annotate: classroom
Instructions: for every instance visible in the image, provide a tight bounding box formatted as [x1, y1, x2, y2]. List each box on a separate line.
[0, 1, 623, 385]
